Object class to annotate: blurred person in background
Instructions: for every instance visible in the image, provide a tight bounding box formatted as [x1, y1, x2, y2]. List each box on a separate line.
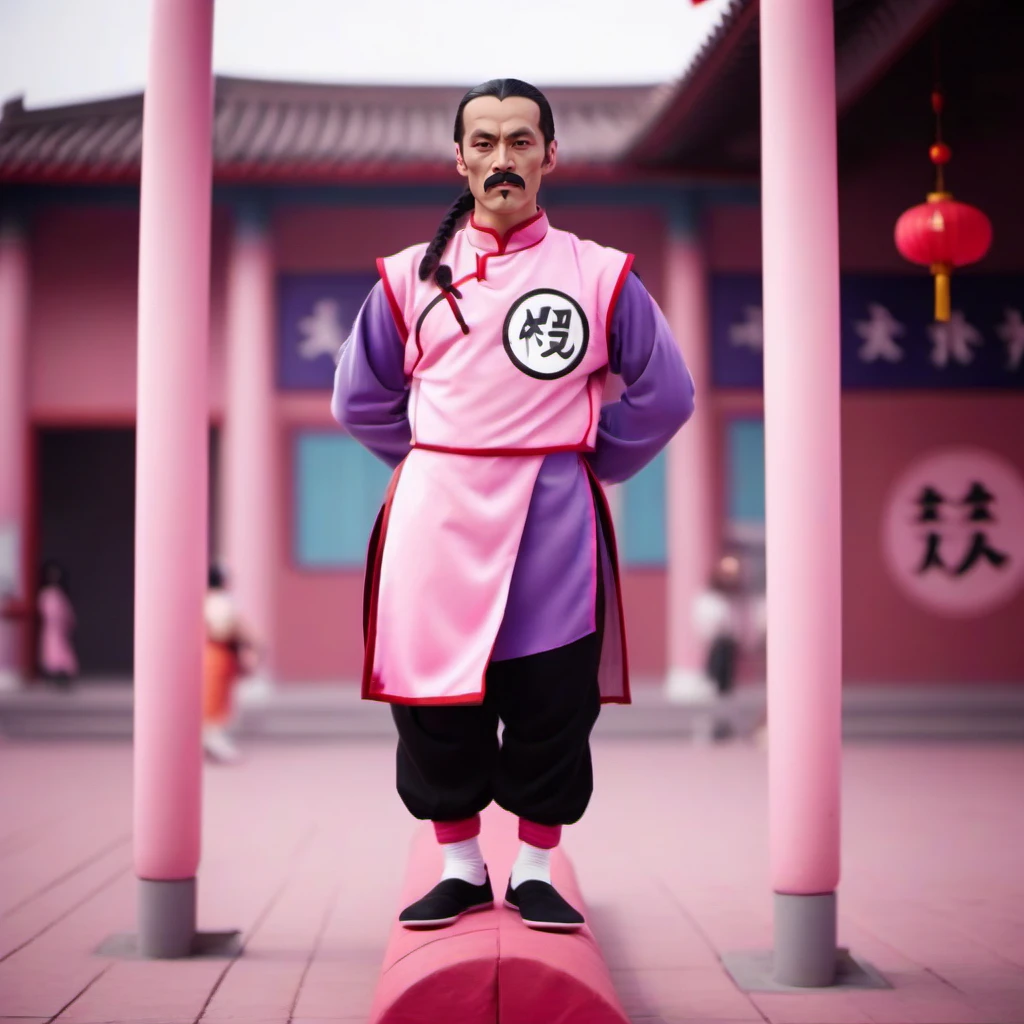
[202, 565, 258, 763]
[37, 560, 78, 689]
[334, 78, 694, 933]
[696, 553, 745, 699]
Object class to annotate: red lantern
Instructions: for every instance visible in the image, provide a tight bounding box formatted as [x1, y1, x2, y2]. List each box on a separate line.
[895, 193, 992, 321]
[893, 89, 992, 322]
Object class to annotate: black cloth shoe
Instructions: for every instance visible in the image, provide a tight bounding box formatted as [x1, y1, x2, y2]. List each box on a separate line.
[504, 878, 585, 932]
[398, 871, 494, 928]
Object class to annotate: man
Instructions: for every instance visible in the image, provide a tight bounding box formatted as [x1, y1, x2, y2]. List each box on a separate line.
[333, 79, 694, 932]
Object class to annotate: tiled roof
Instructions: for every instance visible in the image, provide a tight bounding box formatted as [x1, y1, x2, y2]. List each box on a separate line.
[0, 76, 668, 184]
[628, 0, 959, 173]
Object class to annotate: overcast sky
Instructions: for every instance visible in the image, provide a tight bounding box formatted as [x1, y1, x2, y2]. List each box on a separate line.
[0, 0, 731, 108]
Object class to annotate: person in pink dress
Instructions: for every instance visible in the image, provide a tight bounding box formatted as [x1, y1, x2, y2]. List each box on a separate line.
[334, 79, 695, 932]
[37, 561, 78, 688]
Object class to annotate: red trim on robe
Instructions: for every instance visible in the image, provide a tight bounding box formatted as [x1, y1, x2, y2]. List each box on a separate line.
[376, 257, 409, 343]
[468, 209, 545, 254]
[361, 460, 404, 701]
[605, 253, 635, 330]
[583, 460, 631, 705]
[412, 442, 593, 457]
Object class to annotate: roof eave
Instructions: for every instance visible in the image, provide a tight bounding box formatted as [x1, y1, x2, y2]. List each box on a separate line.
[625, 0, 758, 165]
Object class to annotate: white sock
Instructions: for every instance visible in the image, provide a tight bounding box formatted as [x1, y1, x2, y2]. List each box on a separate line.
[510, 841, 552, 889]
[440, 837, 487, 886]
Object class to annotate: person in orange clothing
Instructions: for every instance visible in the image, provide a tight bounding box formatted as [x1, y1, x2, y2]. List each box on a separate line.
[202, 565, 257, 763]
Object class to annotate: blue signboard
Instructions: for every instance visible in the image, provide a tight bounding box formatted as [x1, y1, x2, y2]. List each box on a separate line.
[711, 273, 1024, 390]
[277, 272, 379, 390]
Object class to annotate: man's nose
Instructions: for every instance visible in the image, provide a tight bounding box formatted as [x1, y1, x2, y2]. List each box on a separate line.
[492, 145, 515, 171]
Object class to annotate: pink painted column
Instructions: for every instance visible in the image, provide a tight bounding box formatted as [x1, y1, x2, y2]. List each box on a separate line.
[133, 0, 214, 958]
[664, 216, 716, 701]
[222, 211, 277, 685]
[760, 0, 842, 986]
[0, 217, 30, 691]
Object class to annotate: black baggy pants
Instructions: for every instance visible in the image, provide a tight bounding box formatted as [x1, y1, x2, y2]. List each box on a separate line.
[390, 631, 602, 827]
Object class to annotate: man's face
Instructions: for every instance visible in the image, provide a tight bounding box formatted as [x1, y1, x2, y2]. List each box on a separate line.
[456, 95, 557, 220]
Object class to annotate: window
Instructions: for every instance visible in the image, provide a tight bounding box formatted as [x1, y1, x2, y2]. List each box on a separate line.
[726, 418, 765, 528]
[293, 432, 392, 568]
[620, 450, 667, 566]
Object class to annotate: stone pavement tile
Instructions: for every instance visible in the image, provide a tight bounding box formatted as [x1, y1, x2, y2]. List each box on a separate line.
[848, 988, 1008, 1024]
[0, 849, 129, 961]
[52, 959, 227, 1023]
[0, 876, 133, 1019]
[589, 895, 721, 970]
[626, 1019, 765, 1024]
[750, 992, 872, 1023]
[610, 967, 760, 1020]
[290, 962, 379, 1020]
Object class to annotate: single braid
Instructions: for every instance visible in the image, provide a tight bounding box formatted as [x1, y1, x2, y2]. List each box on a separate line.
[418, 188, 475, 282]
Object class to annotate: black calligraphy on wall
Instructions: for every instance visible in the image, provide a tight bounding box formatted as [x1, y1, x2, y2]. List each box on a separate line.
[914, 481, 1011, 577]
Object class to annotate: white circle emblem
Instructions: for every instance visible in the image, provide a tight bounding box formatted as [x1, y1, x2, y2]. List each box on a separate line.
[503, 289, 589, 379]
[881, 447, 1024, 617]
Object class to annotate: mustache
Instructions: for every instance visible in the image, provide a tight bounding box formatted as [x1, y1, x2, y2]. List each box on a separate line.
[483, 171, 526, 192]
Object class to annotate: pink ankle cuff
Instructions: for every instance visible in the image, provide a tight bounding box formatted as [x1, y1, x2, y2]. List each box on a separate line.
[433, 815, 481, 844]
[518, 818, 562, 850]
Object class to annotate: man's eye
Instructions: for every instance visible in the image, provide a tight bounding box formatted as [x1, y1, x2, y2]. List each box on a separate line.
[515, 140, 530, 147]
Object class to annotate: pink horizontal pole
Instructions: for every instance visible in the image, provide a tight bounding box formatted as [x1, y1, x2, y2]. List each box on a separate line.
[133, 0, 214, 886]
[760, 0, 843, 898]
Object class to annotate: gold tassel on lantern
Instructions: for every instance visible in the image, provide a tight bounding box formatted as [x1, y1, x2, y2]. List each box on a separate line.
[931, 261, 952, 322]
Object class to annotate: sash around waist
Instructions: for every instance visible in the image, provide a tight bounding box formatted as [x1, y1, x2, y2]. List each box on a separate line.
[411, 442, 594, 457]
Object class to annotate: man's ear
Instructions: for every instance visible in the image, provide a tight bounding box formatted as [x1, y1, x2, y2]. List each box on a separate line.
[455, 143, 468, 178]
[541, 139, 558, 174]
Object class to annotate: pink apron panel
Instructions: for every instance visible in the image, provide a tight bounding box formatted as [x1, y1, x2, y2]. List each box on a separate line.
[365, 449, 544, 704]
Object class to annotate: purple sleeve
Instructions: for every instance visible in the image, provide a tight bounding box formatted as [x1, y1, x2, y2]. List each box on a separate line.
[585, 272, 696, 484]
[331, 281, 412, 469]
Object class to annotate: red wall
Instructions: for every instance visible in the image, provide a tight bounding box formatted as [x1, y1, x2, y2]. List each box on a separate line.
[705, 134, 1024, 685]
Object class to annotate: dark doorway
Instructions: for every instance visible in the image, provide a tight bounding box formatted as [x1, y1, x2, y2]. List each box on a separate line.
[38, 428, 136, 678]
[36, 427, 221, 680]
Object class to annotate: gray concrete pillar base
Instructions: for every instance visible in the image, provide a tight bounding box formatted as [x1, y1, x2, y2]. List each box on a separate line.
[137, 877, 196, 958]
[773, 891, 837, 987]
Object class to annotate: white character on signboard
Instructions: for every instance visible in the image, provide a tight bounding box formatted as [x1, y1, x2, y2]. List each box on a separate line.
[854, 303, 905, 363]
[927, 311, 983, 368]
[996, 307, 1024, 372]
[729, 305, 763, 352]
[298, 299, 349, 365]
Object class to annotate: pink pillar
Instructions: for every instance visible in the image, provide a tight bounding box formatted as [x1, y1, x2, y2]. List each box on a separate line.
[664, 222, 715, 700]
[760, 0, 842, 986]
[0, 218, 30, 690]
[133, 0, 214, 958]
[222, 212, 277, 682]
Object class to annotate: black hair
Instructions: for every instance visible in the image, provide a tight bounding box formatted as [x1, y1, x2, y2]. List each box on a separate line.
[208, 565, 226, 590]
[417, 78, 556, 283]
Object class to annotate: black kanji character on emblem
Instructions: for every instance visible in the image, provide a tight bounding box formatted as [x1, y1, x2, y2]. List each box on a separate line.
[520, 306, 551, 343]
[914, 485, 948, 572]
[540, 308, 575, 359]
[914, 485, 945, 523]
[913, 480, 1011, 576]
[520, 305, 576, 360]
[916, 532, 947, 573]
[953, 532, 1009, 575]
[953, 481, 1009, 575]
[961, 481, 995, 522]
